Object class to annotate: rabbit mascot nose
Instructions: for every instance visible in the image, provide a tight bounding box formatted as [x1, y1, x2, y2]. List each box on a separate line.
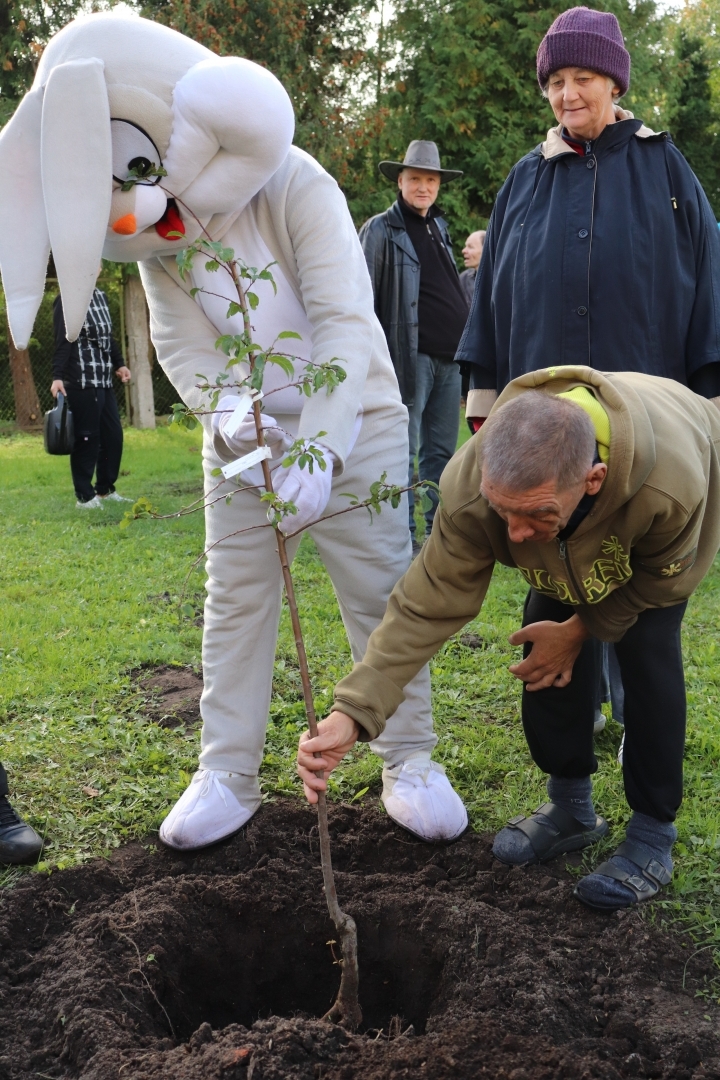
[0, 13, 294, 348]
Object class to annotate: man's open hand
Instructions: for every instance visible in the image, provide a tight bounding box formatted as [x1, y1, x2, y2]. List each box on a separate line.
[297, 711, 360, 803]
[508, 614, 590, 691]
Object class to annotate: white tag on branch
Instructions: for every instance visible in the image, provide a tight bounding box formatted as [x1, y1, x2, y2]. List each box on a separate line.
[223, 390, 263, 440]
[221, 445, 272, 480]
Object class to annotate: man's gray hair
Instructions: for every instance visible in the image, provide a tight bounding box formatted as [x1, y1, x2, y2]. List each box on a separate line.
[481, 391, 596, 492]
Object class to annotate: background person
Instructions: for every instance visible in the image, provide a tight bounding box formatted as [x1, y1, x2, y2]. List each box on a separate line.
[51, 286, 132, 509]
[459, 229, 486, 405]
[298, 369, 720, 912]
[459, 229, 485, 306]
[455, 5, 720, 738]
[359, 141, 467, 554]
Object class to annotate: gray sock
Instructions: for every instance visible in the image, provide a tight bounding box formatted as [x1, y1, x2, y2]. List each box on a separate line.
[547, 775, 596, 829]
[575, 811, 676, 910]
[492, 775, 595, 865]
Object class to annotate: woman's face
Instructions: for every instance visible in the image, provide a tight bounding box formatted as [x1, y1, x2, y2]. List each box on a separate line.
[546, 67, 619, 141]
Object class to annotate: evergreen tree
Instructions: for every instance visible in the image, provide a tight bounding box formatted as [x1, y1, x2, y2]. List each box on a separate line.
[0, 1, 80, 126]
[665, 27, 720, 217]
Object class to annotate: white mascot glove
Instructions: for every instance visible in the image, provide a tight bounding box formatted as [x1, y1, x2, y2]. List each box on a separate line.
[212, 395, 290, 458]
[274, 448, 335, 535]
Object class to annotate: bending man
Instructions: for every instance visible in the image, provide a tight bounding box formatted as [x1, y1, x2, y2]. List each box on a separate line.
[298, 367, 720, 911]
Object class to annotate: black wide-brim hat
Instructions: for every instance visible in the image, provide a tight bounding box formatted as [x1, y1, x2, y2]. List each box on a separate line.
[379, 140, 463, 183]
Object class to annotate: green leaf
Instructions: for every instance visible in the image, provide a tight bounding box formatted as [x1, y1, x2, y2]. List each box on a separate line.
[180, 603, 195, 619]
[266, 353, 295, 377]
[277, 330, 302, 340]
[247, 292, 259, 310]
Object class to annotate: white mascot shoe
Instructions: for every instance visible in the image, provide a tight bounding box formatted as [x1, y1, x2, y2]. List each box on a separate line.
[159, 770, 261, 851]
[381, 754, 468, 842]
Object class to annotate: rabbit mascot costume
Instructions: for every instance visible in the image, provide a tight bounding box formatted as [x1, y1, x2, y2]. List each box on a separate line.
[0, 13, 467, 848]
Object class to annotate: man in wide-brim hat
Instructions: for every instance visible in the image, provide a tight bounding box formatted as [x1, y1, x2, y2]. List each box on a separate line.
[359, 141, 467, 553]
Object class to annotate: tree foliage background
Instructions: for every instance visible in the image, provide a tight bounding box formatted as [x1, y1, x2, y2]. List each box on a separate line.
[2, 0, 720, 234]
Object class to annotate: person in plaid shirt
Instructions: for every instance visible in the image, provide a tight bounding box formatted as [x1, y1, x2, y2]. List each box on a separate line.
[51, 286, 132, 508]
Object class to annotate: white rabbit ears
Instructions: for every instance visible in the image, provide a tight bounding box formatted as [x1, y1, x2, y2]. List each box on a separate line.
[0, 58, 111, 349]
[0, 47, 294, 348]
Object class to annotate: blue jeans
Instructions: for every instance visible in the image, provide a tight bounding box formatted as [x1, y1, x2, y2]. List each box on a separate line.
[407, 353, 461, 538]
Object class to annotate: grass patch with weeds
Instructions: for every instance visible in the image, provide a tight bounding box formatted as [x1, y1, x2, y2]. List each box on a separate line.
[0, 427, 718, 992]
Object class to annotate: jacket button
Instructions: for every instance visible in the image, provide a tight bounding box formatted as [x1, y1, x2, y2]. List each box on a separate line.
[577, 306, 588, 316]
[578, 229, 589, 238]
[411, 301, 417, 306]
[586, 158, 596, 169]
[412, 266, 418, 272]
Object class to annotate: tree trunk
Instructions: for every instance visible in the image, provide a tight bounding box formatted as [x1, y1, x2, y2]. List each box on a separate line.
[6, 322, 41, 430]
[124, 275, 156, 430]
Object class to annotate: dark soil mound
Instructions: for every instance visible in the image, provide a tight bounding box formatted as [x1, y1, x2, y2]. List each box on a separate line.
[0, 800, 717, 1080]
[134, 664, 203, 727]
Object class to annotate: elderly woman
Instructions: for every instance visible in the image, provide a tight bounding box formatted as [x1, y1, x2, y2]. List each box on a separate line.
[456, 6, 720, 911]
[460, 6, 720, 413]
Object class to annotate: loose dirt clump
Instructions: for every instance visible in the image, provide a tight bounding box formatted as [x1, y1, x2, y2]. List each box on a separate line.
[134, 664, 203, 728]
[0, 801, 717, 1080]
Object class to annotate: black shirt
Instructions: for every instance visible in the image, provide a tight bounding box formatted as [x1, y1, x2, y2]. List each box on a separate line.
[52, 290, 125, 389]
[399, 196, 469, 360]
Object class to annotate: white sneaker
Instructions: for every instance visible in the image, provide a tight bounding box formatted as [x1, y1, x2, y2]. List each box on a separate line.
[617, 731, 625, 766]
[593, 709, 606, 735]
[159, 770, 260, 851]
[76, 496, 103, 509]
[381, 755, 468, 842]
[98, 491, 132, 502]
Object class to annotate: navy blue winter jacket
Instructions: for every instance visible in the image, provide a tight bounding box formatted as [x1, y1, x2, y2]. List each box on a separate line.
[456, 115, 720, 400]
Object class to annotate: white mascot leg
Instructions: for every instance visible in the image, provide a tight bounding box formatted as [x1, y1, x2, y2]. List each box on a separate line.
[159, 446, 303, 850]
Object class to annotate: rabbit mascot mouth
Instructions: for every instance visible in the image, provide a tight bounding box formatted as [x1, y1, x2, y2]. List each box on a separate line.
[0, 13, 467, 850]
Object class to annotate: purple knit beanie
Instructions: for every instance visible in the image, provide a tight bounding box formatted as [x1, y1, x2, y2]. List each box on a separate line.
[537, 7, 630, 96]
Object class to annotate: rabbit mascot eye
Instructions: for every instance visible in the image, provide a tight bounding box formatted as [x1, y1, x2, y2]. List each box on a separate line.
[0, 13, 467, 849]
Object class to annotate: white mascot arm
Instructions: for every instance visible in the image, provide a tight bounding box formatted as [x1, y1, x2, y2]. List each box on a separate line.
[277, 167, 380, 474]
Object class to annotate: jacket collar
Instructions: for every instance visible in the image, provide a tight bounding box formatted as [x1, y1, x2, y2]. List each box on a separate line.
[541, 106, 661, 161]
[387, 197, 449, 262]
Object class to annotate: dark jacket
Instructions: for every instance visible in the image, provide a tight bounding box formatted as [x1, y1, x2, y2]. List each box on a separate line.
[459, 267, 476, 307]
[456, 115, 720, 398]
[52, 290, 125, 389]
[359, 200, 457, 405]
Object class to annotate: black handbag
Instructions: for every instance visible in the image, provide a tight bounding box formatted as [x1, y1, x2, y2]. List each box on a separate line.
[43, 392, 75, 455]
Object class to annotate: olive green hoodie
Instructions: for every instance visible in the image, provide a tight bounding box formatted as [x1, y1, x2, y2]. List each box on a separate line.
[334, 366, 720, 741]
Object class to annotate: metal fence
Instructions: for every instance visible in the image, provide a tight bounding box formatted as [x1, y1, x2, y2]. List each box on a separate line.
[0, 276, 180, 424]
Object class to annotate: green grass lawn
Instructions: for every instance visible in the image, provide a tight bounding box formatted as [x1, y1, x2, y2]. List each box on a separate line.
[0, 426, 719, 986]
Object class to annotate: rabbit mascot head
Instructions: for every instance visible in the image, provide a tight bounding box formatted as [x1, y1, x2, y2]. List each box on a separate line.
[0, 13, 295, 348]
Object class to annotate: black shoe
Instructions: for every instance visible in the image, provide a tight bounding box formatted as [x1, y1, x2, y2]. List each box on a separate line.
[0, 795, 43, 865]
